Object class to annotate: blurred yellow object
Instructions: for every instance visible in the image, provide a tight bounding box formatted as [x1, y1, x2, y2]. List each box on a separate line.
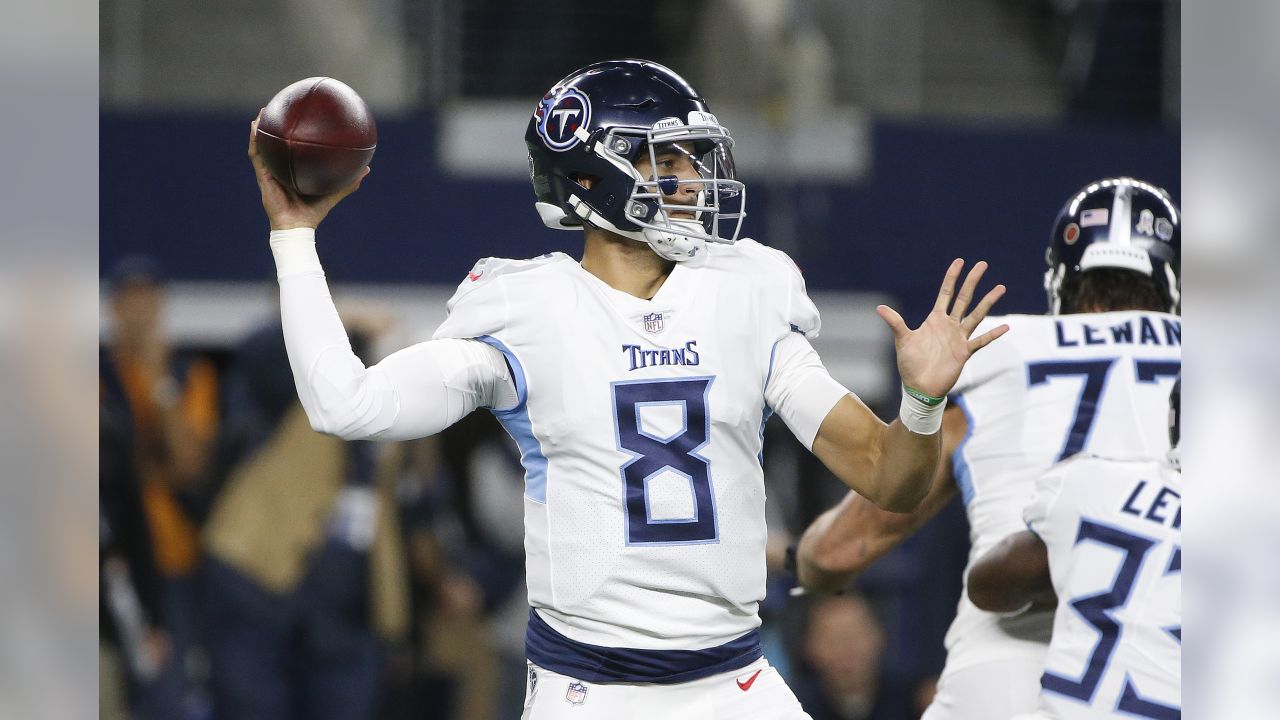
[203, 404, 408, 638]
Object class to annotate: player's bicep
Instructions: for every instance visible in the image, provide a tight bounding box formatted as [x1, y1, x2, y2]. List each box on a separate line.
[764, 332, 850, 449]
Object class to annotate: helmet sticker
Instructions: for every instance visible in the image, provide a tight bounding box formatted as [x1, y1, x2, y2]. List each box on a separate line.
[687, 110, 719, 126]
[1079, 208, 1109, 227]
[1063, 223, 1080, 244]
[1136, 208, 1156, 236]
[535, 87, 592, 151]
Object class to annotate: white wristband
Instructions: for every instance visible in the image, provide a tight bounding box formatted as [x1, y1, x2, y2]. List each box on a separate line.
[899, 385, 947, 435]
[269, 227, 322, 278]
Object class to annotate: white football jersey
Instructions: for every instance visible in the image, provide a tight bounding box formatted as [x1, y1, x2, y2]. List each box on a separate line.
[1025, 455, 1182, 719]
[943, 312, 1181, 674]
[433, 240, 820, 655]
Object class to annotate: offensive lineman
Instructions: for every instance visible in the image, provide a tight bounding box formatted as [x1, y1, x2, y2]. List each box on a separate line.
[793, 178, 1181, 720]
[967, 379, 1182, 719]
[247, 60, 1008, 719]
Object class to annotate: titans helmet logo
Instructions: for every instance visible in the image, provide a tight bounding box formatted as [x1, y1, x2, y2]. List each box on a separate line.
[535, 87, 592, 151]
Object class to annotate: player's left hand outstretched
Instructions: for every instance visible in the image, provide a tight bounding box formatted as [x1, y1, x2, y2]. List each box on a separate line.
[876, 259, 1009, 399]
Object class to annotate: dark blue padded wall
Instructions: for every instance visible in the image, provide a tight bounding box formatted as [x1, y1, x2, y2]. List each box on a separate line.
[101, 112, 1177, 322]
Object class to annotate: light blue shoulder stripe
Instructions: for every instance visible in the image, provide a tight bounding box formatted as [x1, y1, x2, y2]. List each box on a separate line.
[952, 394, 976, 507]
[476, 335, 547, 503]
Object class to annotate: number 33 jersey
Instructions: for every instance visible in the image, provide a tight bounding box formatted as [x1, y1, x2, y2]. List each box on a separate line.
[433, 240, 824, 652]
[944, 311, 1181, 672]
[1025, 455, 1182, 719]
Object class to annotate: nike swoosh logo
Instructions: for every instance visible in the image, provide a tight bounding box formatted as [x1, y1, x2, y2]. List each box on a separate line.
[736, 669, 762, 692]
[467, 272, 483, 282]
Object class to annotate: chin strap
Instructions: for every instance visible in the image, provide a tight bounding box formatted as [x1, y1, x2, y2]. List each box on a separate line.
[641, 220, 707, 262]
[568, 193, 708, 262]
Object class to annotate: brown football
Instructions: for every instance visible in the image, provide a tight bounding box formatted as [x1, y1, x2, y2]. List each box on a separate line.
[255, 77, 377, 196]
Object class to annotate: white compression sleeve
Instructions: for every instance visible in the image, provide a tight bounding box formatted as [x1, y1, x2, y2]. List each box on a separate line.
[270, 228, 516, 441]
[764, 331, 852, 450]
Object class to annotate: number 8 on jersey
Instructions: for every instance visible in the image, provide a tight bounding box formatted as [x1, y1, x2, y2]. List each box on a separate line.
[612, 377, 718, 546]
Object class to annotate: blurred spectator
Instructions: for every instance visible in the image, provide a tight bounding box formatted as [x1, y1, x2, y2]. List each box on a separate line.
[381, 431, 490, 720]
[438, 413, 529, 720]
[100, 255, 218, 719]
[100, 402, 169, 719]
[200, 319, 409, 720]
[791, 593, 913, 720]
[381, 412, 529, 720]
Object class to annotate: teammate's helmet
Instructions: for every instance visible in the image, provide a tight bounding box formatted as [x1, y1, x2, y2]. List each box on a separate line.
[525, 59, 745, 262]
[1045, 177, 1180, 314]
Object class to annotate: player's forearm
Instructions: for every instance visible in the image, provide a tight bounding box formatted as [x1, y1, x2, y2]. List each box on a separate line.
[967, 531, 1055, 613]
[797, 443, 958, 593]
[270, 228, 398, 438]
[796, 493, 911, 593]
[810, 394, 942, 512]
[865, 419, 939, 511]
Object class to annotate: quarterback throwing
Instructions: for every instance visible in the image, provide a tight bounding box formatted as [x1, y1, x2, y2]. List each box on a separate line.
[248, 59, 1007, 719]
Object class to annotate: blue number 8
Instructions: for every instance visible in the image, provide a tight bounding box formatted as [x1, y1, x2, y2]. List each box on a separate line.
[611, 377, 718, 545]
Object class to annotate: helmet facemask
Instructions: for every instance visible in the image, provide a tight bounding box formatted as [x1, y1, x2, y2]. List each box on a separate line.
[526, 61, 750, 262]
[570, 116, 746, 262]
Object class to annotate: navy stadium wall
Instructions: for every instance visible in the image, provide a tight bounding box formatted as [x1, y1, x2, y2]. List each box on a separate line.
[101, 112, 1177, 323]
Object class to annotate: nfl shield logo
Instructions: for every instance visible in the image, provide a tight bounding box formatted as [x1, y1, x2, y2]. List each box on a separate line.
[643, 312, 664, 334]
[565, 681, 589, 705]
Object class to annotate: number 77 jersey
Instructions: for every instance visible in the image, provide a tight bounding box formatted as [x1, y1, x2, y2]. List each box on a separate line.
[952, 311, 1181, 548]
[939, 311, 1180, 688]
[431, 241, 824, 660]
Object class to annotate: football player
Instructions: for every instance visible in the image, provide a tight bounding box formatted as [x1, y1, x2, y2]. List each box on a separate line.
[967, 378, 1181, 719]
[247, 59, 1007, 719]
[793, 178, 1181, 720]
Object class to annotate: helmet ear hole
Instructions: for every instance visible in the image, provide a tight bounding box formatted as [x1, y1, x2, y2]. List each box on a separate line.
[570, 173, 601, 190]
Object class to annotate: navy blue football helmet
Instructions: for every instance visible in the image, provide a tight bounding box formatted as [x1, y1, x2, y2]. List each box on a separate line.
[1045, 177, 1180, 314]
[525, 59, 745, 261]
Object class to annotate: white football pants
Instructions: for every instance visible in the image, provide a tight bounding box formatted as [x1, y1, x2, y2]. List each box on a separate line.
[521, 657, 812, 720]
[921, 658, 1044, 720]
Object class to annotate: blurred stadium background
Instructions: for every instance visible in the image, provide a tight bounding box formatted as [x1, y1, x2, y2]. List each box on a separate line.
[98, 1, 1178, 719]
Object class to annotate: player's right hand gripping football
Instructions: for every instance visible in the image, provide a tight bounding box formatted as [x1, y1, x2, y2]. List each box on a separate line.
[248, 109, 369, 231]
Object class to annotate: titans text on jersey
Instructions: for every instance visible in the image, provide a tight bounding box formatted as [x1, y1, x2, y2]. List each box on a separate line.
[623, 341, 701, 371]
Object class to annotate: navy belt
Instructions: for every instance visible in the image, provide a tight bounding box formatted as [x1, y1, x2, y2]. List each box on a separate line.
[525, 608, 762, 685]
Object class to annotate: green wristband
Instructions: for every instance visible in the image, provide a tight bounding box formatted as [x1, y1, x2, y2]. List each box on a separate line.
[903, 384, 946, 407]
